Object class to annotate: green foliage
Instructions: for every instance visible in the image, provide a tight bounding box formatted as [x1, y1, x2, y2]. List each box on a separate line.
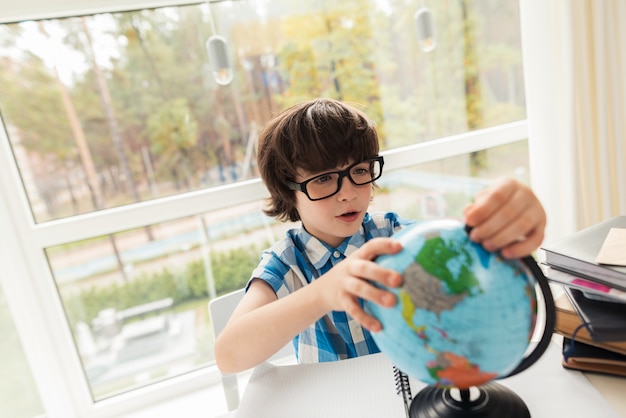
[0, 51, 75, 160]
[212, 245, 260, 294]
[183, 260, 208, 300]
[63, 244, 262, 329]
[147, 98, 199, 154]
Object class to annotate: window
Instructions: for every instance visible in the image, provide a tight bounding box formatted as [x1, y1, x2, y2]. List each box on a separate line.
[0, 1, 528, 416]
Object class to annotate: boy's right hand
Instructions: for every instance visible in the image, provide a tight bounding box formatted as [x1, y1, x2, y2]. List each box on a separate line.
[315, 237, 403, 332]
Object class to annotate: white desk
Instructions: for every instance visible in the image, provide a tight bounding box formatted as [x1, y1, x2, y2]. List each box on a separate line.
[226, 339, 626, 418]
[583, 370, 626, 414]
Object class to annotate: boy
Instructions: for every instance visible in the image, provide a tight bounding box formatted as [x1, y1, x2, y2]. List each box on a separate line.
[215, 98, 546, 373]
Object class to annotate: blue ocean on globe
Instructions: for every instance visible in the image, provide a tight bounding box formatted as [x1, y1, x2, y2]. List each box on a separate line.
[365, 219, 538, 389]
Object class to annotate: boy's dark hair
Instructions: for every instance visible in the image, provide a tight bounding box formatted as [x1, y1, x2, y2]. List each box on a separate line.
[257, 98, 380, 222]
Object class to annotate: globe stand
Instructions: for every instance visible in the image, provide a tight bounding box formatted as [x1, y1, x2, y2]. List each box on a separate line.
[409, 382, 530, 418]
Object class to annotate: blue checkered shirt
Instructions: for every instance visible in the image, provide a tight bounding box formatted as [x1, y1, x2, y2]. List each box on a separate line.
[248, 212, 415, 363]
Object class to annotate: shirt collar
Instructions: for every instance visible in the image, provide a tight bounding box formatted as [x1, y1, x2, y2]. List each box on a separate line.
[292, 220, 368, 270]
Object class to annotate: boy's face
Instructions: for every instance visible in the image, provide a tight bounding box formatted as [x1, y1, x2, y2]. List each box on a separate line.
[294, 161, 373, 247]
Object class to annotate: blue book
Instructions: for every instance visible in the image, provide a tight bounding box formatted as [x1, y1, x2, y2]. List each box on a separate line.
[562, 337, 626, 377]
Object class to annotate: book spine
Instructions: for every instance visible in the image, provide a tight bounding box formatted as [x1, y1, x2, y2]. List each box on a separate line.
[544, 263, 626, 292]
[543, 265, 626, 302]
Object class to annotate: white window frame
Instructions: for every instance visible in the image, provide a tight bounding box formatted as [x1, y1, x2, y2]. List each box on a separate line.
[0, 2, 532, 417]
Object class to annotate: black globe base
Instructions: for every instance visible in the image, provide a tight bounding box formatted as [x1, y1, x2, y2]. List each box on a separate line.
[409, 382, 530, 418]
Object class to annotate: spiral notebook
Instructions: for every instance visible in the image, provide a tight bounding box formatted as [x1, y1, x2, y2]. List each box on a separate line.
[235, 353, 409, 417]
[393, 366, 412, 417]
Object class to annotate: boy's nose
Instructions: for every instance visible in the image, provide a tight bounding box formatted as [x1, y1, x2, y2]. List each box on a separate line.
[336, 176, 358, 200]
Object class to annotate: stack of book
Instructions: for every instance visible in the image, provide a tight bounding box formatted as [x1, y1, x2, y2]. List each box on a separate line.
[541, 215, 626, 377]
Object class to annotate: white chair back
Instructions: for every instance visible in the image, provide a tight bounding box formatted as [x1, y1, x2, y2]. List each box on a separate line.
[209, 288, 295, 411]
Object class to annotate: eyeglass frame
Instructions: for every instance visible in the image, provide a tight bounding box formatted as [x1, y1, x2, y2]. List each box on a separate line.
[285, 156, 384, 201]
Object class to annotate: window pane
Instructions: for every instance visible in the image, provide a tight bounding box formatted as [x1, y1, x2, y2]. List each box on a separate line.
[371, 141, 530, 218]
[46, 203, 293, 400]
[0, 0, 524, 223]
[0, 287, 45, 417]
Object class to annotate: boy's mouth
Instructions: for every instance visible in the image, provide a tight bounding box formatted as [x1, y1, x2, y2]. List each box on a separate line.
[338, 211, 359, 221]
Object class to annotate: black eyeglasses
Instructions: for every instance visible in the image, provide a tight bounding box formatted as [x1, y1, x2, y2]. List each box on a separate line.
[286, 156, 384, 201]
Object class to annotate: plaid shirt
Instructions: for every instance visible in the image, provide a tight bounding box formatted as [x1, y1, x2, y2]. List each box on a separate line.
[248, 212, 415, 363]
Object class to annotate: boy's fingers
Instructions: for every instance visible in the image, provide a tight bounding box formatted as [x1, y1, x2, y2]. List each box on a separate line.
[344, 301, 383, 333]
[500, 227, 545, 259]
[355, 237, 403, 260]
[463, 178, 546, 258]
[347, 259, 402, 288]
[344, 275, 398, 304]
[466, 183, 517, 231]
[464, 178, 515, 224]
[474, 195, 545, 251]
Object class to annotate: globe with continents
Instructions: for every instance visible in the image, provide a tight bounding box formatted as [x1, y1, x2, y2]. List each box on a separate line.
[365, 219, 538, 389]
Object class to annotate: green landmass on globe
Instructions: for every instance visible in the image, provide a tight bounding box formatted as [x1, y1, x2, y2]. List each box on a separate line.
[365, 219, 538, 389]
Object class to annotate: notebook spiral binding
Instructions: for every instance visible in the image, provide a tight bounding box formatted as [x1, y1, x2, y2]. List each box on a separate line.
[393, 366, 412, 417]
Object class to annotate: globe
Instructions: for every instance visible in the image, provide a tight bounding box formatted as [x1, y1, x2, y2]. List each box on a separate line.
[365, 219, 540, 390]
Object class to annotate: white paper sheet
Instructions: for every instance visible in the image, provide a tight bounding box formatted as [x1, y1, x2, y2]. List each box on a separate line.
[596, 228, 626, 266]
[236, 353, 406, 418]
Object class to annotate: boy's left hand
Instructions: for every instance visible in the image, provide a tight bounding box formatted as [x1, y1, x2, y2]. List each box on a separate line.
[463, 177, 546, 259]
